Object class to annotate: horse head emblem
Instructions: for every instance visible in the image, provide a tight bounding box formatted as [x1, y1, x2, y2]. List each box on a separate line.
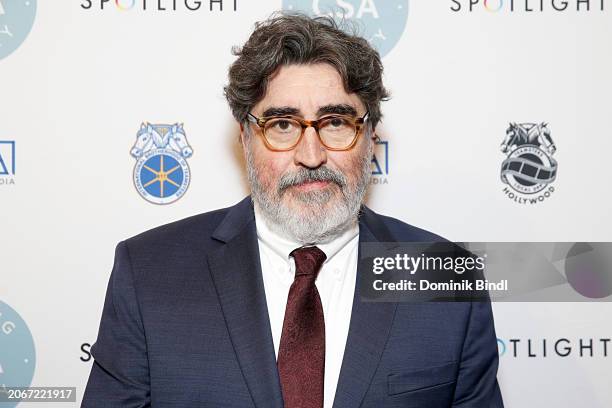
[501, 122, 556, 155]
[166, 123, 193, 159]
[131, 123, 193, 159]
[131, 123, 161, 158]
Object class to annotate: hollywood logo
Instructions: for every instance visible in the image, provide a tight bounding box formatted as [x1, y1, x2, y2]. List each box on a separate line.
[500, 122, 557, 204]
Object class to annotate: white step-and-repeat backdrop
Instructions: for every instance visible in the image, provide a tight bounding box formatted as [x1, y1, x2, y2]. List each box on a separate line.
[1, 0, 611, 407]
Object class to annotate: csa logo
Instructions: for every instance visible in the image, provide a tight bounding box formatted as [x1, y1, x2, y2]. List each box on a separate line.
[0, 141, 16, 186]
[282, 0, 409, 58]
[130, 123, 193, 205]
[500, 122, 557, 204]
[0, 300, 36, 407]
[0, 0, 37, 60]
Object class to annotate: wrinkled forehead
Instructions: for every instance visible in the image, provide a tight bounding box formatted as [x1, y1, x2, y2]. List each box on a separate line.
[254, 63, 366, 117]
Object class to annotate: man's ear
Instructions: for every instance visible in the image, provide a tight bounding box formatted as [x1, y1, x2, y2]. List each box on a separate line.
[370, 126, 378, 146]
[238, 122, 250, 162]
[239, 123, 246, 148]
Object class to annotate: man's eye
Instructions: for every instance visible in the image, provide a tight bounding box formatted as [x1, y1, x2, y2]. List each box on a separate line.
[330, 118, 346, 127]
[273, 120, 294, 131]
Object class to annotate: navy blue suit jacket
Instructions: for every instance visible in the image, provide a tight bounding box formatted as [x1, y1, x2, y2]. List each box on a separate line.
[82, 196, 503, 407]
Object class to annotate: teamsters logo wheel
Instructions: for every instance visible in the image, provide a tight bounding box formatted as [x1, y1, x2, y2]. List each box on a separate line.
[133, 149, 190, 205]
[130, 123, 193, 205]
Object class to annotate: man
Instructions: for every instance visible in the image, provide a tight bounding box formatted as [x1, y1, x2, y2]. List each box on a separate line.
[82, 13, 503, 408]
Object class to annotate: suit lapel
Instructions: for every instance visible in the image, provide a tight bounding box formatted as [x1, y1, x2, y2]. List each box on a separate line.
[207, 199, 404, 408]
[332, 207, 399, 408]
[207, 198, 283, 408]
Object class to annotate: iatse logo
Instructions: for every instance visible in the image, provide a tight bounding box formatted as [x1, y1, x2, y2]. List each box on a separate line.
[80, 0, 237, 12]
[450, 0, 605, 12]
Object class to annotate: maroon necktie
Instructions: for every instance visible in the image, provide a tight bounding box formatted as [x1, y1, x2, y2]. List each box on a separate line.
[277, 246, 327, 408]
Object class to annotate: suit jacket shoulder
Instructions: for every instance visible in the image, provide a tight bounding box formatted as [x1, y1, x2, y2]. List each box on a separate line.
[126, 201, 233, 249]
[360, 206, 446, 243]
[120, 198, 255, 280]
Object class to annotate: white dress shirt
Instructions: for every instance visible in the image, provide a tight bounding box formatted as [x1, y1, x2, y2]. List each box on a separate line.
[254, 205, 360, 408]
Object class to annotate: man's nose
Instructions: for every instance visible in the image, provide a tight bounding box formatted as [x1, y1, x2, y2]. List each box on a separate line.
[293, 127, 327, 168]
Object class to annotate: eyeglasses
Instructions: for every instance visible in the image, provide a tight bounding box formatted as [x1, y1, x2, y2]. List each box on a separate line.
[246, 110, 370, 151]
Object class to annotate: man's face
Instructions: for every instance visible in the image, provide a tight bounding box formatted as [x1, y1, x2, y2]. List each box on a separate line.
[242, 63, 373, 243]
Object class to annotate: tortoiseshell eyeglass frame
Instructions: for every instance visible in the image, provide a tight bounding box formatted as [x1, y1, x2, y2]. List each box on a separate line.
[246, 110, 372, 152]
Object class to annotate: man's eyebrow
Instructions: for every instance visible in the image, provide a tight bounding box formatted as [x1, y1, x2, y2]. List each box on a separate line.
[262, 106, 301, 117]
[317, 104, 358, 117]
[260, 104, 358, 118]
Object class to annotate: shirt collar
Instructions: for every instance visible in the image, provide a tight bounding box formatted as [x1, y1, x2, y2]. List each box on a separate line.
[253, 203, 359, 264]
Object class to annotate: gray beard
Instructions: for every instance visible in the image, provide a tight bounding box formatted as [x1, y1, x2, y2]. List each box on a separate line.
[245, 139, 372, 244]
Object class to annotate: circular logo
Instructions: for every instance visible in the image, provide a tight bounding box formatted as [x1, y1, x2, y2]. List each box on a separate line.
[133, 149, 190, 205]
[502, 145, 556, 194]
[282, 0, 409, 58]
[0, 0, 37, 61]
[0, 300, 36, 407]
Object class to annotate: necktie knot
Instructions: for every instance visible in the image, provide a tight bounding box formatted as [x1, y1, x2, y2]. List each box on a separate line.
[290, 246, 327, 279]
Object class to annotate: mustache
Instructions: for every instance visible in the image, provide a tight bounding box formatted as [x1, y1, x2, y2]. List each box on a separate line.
[277, 166, 347, 195]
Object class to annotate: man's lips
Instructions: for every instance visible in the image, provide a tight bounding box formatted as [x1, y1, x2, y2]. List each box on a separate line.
[292, 180, 331, 191]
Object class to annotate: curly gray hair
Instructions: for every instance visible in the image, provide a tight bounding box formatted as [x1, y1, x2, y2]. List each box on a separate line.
[224, 13, 390, 128]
